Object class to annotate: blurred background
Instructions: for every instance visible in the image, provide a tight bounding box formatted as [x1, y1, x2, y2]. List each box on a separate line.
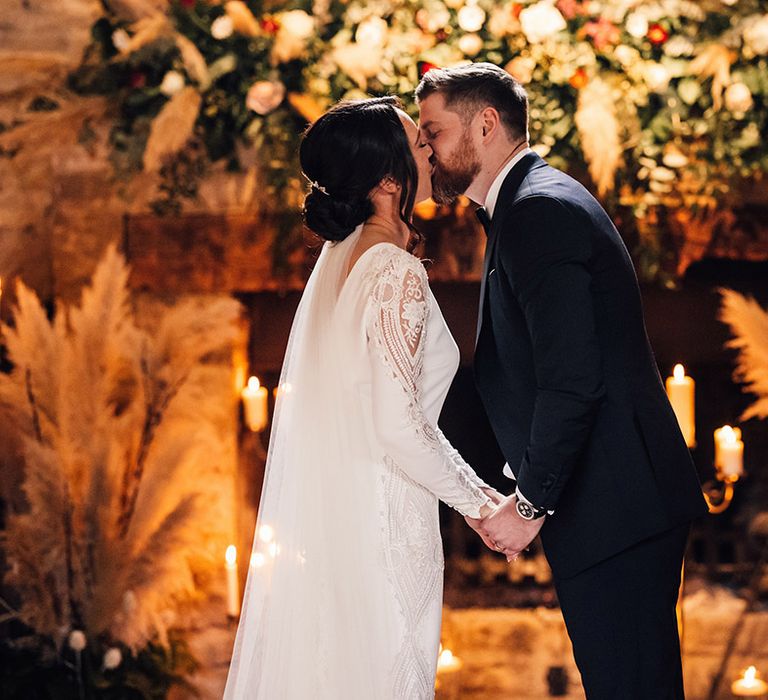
[1, 0, 767, 698]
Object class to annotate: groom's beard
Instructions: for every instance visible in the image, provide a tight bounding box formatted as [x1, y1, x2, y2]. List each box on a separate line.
[430, 133, 481, 205]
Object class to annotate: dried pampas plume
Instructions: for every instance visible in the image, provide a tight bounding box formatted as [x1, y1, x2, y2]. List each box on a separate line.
[719, 288, 768, 421]
[0, 245, 242, 650]
[143, 87, 202, 172]
[575, 77, 622, 197]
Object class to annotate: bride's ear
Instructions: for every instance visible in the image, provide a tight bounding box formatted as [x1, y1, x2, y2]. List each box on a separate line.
[378, 177, 401, 194]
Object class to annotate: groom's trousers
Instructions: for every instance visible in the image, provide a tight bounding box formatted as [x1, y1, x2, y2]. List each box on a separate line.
[552, 523, 691, 700]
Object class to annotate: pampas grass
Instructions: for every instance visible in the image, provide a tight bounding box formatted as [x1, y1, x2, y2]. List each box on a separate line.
[719, 288, 768, 421]
[575, 77, 622, 197]
[0, 244, 242, 651]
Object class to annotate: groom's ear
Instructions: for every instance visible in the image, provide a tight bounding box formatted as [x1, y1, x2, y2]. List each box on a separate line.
[479, 106, 502, 140]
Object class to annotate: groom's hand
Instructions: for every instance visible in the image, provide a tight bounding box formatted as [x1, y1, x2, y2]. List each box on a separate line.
[480, 495, 545, 561]
[464, 487, 506, 552]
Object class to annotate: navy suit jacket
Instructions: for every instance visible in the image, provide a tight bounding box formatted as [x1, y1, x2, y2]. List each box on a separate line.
[473, 153, 708, 579]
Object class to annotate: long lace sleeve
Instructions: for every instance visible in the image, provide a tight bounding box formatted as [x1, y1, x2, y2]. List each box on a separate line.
[365, 251, 492, 518]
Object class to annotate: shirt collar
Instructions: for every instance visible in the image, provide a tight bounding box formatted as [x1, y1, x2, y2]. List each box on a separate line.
[483, 147, 533, 220]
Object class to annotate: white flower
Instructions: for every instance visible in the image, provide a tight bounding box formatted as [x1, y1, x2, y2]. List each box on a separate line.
[457, 3, 486, 33]
[625, 12, 649, 39]
[724, 81, 753, 113]
[663, 35, 694, 57]
[613, 44, 640, 67]
[677, 78, 702, 105]
[111, 28, 131, 52]
[68, 630, 87, 652]
[458, 33, 484, 57]
[159, 70, 185, 96]
[416, 6, 451, 34]
[279, 9, 315, 39]
[246, 80, 286, 115]
[488, 6, 519, 38]
[355, 17, 388, 48]
[333, 42, 383, 89]
[519, 2, 567, 44]
[272, 10, 316, 63]
[505, 55, 536, 84]
[643, 62, 670, 92]
[211, 15, 234, 40]
[743, 14, 768, 55]
[103, 648, 122, 670]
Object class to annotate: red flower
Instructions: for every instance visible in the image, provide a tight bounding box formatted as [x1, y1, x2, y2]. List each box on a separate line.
[569, 67, 588, 89]
[511, 3, 524, 19]
[260, 16, 280, 34]
[582, 17, 620, 51]
[647, 23, 669, 45]
[129, 71, 147, 89]
[556, 0, 589, 20]
[418, 61, 440, 77]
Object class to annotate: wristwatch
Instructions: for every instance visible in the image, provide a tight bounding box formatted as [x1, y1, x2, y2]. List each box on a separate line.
[515, 498, 547, 521]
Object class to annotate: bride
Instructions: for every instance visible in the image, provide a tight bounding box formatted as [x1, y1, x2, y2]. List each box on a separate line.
[223, 96, 500, 699]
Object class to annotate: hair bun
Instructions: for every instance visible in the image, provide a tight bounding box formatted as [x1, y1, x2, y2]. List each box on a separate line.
[302, 189, 373, 242]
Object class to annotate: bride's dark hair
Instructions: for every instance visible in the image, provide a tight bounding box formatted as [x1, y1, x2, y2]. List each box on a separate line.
[300, 96, 421, 251]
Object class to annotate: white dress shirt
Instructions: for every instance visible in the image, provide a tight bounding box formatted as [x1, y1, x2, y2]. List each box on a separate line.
[482, 147, 554, 516]
[483, 147, 532, 219]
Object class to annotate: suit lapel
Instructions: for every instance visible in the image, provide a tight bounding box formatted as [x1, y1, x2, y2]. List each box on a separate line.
[476, 152, 542, 345]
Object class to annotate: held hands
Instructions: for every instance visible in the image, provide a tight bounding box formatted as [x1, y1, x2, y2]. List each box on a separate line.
[465, 490, 545, 562]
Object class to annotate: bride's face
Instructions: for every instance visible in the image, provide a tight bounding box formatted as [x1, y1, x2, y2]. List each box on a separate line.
[397, 110, 433, 204]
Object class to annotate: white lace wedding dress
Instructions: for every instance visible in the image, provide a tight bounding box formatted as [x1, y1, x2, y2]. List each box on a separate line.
[224, 226, 492, 699]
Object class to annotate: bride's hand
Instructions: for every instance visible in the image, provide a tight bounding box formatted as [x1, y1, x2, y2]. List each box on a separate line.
[481, 487, 505, 506]
[465, 503, 499, 552]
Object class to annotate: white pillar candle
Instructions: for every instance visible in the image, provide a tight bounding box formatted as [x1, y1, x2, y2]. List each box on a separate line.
[732, 666, 768, 696]
[241, 376, 268, 432]
[714, 425, 744, 480]
[225, 545, 240, 618]
[665, 364, 696, 447]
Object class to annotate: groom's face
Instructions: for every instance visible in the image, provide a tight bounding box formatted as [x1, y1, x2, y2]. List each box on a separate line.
[417, 93, 481, 206]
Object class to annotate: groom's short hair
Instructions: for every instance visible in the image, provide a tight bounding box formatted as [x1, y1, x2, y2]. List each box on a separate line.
[415, 62, 529, 141]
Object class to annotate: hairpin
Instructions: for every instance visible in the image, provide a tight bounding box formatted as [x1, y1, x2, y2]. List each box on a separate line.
[311, 180, 329, 195]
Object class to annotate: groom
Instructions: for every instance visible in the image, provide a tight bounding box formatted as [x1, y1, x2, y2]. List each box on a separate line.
[416, 63, 708, 698]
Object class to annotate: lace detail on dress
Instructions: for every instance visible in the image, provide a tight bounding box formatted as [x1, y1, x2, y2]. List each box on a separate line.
[365, 248, 491, 518]
[381, 455, 442, 700]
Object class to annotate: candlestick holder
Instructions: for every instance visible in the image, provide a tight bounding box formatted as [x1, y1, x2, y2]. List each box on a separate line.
[702, 473, 739, 515]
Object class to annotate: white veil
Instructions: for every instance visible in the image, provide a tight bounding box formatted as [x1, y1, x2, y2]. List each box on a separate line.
[223, 227, 396, 699]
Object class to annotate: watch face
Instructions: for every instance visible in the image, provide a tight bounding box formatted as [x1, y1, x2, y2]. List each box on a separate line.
[516, 500, 535, 520]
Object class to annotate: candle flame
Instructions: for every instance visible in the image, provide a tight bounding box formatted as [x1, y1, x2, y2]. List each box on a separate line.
[246, 376, 261, 392]
[438, 649, 455, 667]
[721, 425, 737, 444]
[225, 545, 237, 566]
[673, 364, 685, 381]
[745, 666, 757, 682]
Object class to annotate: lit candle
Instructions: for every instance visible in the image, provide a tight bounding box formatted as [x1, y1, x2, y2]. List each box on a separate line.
[714, 425, 744, 480]
[241, 376, 268, 432]
[436, 646, 463, 695]
[732, 666, 768, 696]
[665, 364, 696, 447]
[225, 545, 240, 618]
[437, 648, 462, 674]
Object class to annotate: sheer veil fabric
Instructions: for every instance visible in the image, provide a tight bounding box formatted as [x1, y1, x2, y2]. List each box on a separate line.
[224, 226, 397, 699]
[224, 224, 493, 698]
